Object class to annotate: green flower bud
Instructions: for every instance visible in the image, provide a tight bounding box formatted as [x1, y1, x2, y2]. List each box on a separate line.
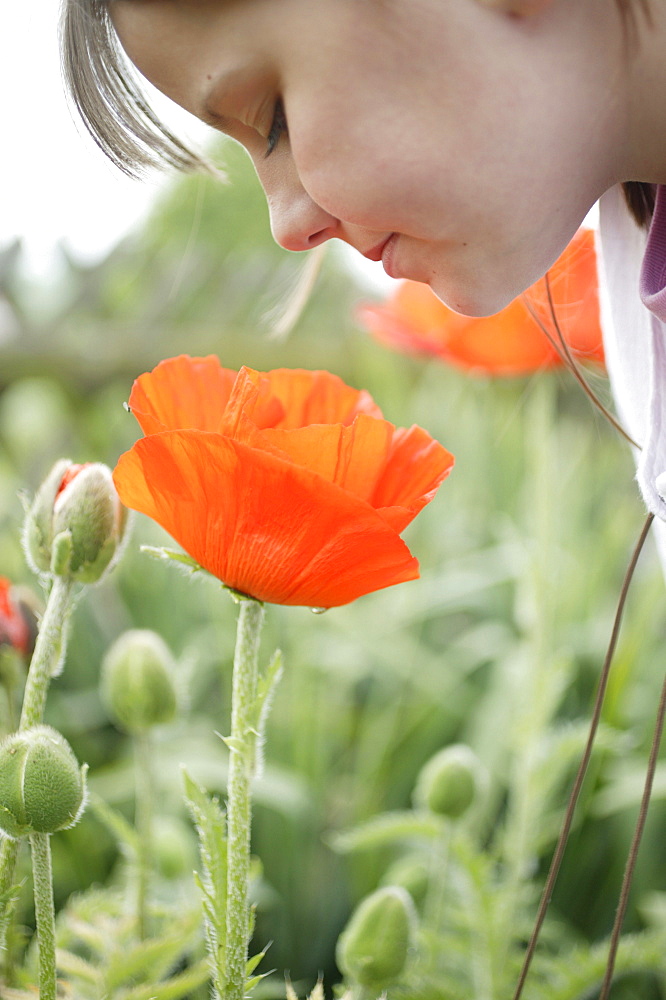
[336, 886, 416, 989]
[412, 744, 483, 819]
[101, 630, 177, 733]
[0, 726, 87, 839]
[24, 460, 128, 583]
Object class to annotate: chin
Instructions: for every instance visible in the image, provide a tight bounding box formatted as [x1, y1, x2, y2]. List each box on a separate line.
[428, 274, 520, 318]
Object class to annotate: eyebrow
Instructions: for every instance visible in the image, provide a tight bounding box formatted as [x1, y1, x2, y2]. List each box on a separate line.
[199, 59, 268, 135]
[200, 105, 233, 132]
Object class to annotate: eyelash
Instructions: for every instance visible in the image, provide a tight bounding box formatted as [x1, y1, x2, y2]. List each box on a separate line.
[265, 99, 288, 157]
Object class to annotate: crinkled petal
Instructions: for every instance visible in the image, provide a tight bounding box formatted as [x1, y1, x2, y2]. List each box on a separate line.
[257, 417, 454, 527]
[371, 425, 455, 531]
[128, 355, 238, 434]
[220, 367, 286, 435]
[113, 431, 420, 607]
[256, 415, 393, 501]
[260, 368, 383, 427]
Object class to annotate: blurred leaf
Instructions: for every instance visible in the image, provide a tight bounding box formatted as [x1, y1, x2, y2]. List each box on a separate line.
[329, 812, 446, 854]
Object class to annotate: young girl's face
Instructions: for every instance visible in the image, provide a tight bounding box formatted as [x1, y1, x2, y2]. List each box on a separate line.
[111, 0, 628, 315]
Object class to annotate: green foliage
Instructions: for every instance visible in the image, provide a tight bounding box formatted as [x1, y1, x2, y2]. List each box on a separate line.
[51, 887, 209, 1000]
[183, 769, 228, 999]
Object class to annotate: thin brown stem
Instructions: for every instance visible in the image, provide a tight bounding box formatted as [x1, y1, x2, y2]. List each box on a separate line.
[521, 277, 640, 451]
[512, 512, 654, 1000]
[598, 666, 666, 1000]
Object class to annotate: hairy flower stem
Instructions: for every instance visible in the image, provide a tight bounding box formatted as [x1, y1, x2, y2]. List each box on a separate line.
[224, 599, 265, 1000]
[0, 575, 75, 968]
[134, 730, 154, 939]
[30, 833, 57, 1000]
[20, 577, 74, 730]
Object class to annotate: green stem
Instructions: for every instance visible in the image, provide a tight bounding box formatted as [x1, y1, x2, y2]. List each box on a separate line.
[20, 576, 74, 730]
[423, 825, 452, 934]
[134, 729, 154, 940]
[0, 575, 75, 970]
[30, 832, 57, 1000]
[224, 599, 265, 1000]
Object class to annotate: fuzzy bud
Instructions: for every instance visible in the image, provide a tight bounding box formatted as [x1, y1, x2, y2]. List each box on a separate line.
[0, 726, 87, 839]
[101, 630, 177, 733]
[24, 460, 128, 583]
[336, 886, 416, 988]
[412, 744, 482, 819]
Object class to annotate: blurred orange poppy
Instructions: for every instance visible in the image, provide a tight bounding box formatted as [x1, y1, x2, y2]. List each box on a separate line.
[358, 229, 604, 376]
[114, 356, 454, 608]
[0, 577, 32, 657]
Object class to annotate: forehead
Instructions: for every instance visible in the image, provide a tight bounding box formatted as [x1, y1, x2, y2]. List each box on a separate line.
[109, 0, 370, 124]
[110, 0, 263, 110]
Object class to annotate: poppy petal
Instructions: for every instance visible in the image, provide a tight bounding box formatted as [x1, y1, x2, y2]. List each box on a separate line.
[114, 431, 421, 607]
[129, 355, 239, 435]
[220, 366, 286, 436]
[260, 368, 384, 426]
[256, 415, 393, 501]
[372, 425, 455, 531]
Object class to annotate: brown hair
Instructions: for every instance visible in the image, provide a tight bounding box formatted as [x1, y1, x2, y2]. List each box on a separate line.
[60, 0, 208, 175]
[60, 0, 655, 225]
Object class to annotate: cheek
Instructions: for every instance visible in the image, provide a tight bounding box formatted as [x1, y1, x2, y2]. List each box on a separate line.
[293, 140, 446, 234]
[286, 92, 435, 229]
[292, 143, 396, 225]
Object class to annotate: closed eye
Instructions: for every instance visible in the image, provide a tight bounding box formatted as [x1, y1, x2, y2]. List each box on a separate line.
[265, 98, 288, 157]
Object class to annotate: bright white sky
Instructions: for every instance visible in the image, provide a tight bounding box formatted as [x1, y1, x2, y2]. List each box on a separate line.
[1, 0, 208, 278]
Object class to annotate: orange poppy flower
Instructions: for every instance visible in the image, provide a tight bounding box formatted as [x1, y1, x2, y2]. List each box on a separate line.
[358, 229, 604, 376]
[113, 356, 454, 608]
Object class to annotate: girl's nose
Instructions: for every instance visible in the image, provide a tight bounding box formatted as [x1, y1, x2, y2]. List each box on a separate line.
[267, 185, 340, 252]
[260, 154, 341, 252]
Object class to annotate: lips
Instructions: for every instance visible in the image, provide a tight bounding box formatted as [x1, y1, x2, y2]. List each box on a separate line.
[362, 235, 394, 263]
[380, 234, 399, 279]
[360, 234, 400, 278]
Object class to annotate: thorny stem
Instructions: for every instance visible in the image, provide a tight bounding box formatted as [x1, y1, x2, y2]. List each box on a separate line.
[512, 512, 654, 1000]
[30, 832, 57, 1000]
[599, 667, 666, 1000]
[521, 275, 640, 450]
[224, 598, 265, 1000]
